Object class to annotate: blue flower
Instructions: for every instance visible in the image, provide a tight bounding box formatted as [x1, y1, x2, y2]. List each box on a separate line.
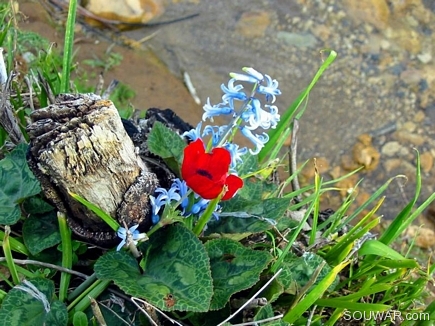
[221, 79, 248, 104]
[258, 74, 281, 103]
[203, 125, 227, 147]
[224, 142, 248, 169]
[172, 178, 189, 210]
[149, 185, 182, 224]
[230, 67, 264, 83]
[202, 98, 233, 122]
[191, 198, 210, 214]
[242, 99, 280, 130]
[183, 122, 202, 141]
[240, 126, 269, 155]
[116, 224, 146, 251]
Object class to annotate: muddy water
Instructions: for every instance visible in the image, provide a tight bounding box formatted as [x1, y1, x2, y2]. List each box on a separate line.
[19, 0, 435, 225]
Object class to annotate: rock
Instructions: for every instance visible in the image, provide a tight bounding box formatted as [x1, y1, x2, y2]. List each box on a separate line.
[343, 0, 390, 30]
[381, 141, 401, 156]
[301, 157, 330, 180]
[405, 225, 435, 248]
[394, 130, 426, 146]
[413, 110, 426, 123]
[383, 158, 402, 172]
[418, 52, 432, 64]
[420, 151, 434, 173]
[351, 134, 380, 171]
[276, 31, 318, 48]
[236, 11, 271, 38]
[84, 0, 164, 25]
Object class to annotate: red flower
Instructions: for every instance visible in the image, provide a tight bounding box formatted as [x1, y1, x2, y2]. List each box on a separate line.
[181, 139, 243, 200]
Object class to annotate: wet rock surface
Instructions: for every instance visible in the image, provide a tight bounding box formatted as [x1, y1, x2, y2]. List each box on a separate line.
[19, 0, 435, 240]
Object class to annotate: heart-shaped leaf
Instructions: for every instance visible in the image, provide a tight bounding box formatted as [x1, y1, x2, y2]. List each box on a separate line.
[0, 278, 67, 326]
[0, 144, 41, 225]
[205, 238, 272, 310]
[95, 223, 213, 312]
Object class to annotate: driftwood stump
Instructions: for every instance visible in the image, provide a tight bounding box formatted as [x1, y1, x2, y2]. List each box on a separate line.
[26, 93, 191, 245]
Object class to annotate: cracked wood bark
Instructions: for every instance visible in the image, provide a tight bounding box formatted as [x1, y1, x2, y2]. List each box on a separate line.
[26, 93, 159, 245]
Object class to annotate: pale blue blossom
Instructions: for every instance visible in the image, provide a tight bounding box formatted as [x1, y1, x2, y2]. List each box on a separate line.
[202, 98, 233, 121]
[224, 142, 248, 169]
[230, 67, 264, 83]
[116, 224, 146, 251]
[172, 178, 189, 211]
[258, 74, 281, 103]
[240, 126, 269, 155]
[183, 122, 202, 141]
[150, 186, 182, 223]
[221, 79, 247, 104]
[203, 125, 227, 147]
[241, 99, 280, 130]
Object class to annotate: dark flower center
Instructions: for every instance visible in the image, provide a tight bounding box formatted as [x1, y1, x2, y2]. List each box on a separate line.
[196, 169, 213, 180]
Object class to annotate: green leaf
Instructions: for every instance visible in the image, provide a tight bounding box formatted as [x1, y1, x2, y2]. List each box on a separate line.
[205, 238, 272, 310]
[278, 252, 338, 295]
[22, 196, 54, 214]
[95, 223, 213, 312]
[0, 143, 41, 225]
[23, 211, 61, 256]
[72, 311, 88, 326]
[0, 278, 67, 326]
[358, 240, 407, 260]
[147, 121, 186, 163]
[206, 197, 289, 235]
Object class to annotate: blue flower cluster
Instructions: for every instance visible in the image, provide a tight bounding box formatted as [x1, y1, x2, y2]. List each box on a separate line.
[117, 68, 281, 248]
[149, 178, 220, 224]
[183, 67, 281, 165]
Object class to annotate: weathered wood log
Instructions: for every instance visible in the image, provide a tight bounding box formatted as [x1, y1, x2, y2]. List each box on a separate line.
[26, 93, 164, 245]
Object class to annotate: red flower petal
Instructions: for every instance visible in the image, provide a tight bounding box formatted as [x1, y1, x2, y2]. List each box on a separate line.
[222, 174, 244, 200]
[181, 138, 243, 200]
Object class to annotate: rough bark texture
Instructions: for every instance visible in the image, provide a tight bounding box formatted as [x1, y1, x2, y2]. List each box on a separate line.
[26, 93, 163, 245]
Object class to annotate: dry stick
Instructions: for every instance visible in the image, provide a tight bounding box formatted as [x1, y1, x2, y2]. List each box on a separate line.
[0, 51, 26, 144]
[90, 297, 108, 326]
[289, 119, 302, 203]
[0, 258, 89, 279]
[131, 297, 180, 326]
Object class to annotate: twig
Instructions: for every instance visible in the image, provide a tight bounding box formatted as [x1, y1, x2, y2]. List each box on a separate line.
[0, 54, 26, 144]
[217, 269, 283, 326]
[0, 258, 89, 279]
[90, 297, 108, 326]
[131, 297, 183, 326]
[289, 119, 301, 203]
[306, 304, 317, 326]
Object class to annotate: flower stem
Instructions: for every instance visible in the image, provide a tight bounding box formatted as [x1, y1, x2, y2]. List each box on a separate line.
[217, 82, 259, 147]
[193, 196, 221, 236]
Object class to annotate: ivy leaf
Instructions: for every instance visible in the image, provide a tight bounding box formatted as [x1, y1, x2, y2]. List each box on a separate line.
[0, 143, 41, 225]
[0, 278, 67, 326]
[205, 238, 272, 310]
[95, 223, 213, 312]
[147, 121, 186, 163]
[23, 211, 61, 256]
